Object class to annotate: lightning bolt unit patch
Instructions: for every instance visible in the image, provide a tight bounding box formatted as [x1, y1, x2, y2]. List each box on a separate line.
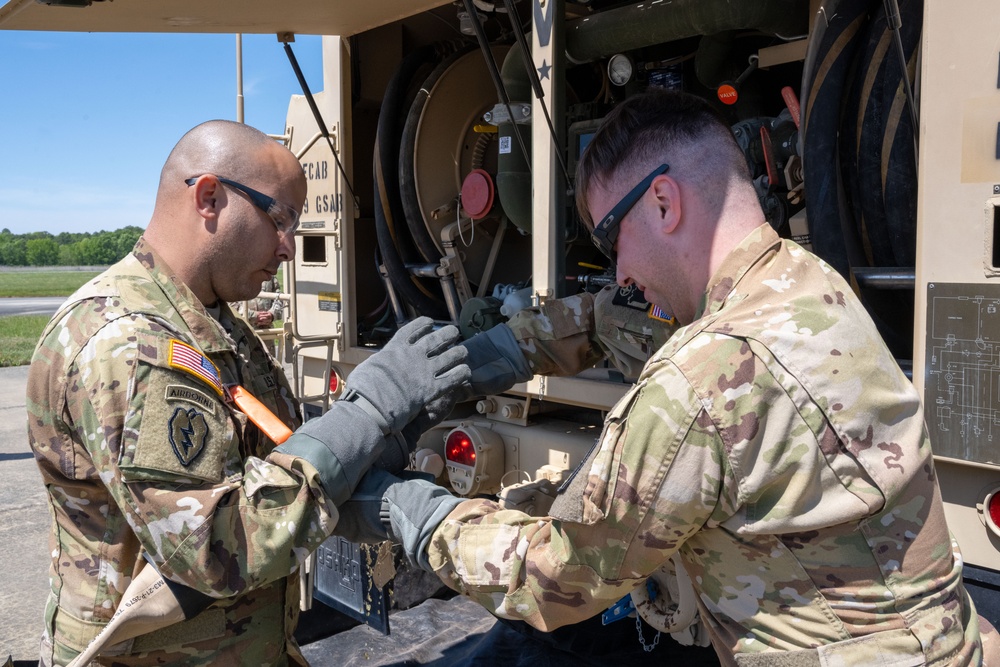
[168, 406, 209, 466]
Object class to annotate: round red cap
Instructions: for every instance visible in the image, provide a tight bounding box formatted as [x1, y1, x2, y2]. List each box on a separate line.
[717, 84, 739, 105]
[461, 169, 495, 220]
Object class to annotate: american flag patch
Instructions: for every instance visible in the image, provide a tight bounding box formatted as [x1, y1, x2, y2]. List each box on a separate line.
[648, 304, 675, 324]
[168, 340, 224, 396]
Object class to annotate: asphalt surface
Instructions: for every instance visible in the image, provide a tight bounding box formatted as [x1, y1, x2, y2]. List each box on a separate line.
[0, 365, 49, 663]
[0, 298, 65, 317]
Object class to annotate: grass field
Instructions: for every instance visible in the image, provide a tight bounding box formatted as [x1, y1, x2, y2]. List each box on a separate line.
[0, 270, 98, 367]
[0, 270, 101, 297]
[0, 268, 286, 367]
[0, 315, 49, 367]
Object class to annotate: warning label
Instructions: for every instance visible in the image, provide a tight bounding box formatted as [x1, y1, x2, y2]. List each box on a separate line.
[318, 292, 342, 313]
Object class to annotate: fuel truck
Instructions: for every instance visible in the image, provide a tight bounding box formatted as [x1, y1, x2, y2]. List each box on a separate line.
[3, 0, 1000, 658]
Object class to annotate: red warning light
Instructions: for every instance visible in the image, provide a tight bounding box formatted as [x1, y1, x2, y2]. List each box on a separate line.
[989, 491, 1000, 533]
[983, 487, 1000, 538]
[445, 430, 477, 467]
[328, 371, 339, 395]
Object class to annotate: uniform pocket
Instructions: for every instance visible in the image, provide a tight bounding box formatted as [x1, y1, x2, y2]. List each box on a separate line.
[550, 381, 645, 524]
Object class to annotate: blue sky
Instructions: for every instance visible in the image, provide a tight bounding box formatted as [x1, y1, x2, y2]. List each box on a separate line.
[0, 31, 322, 236]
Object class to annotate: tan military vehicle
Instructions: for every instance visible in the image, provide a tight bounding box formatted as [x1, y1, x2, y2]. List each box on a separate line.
[4, 0, 999, 653]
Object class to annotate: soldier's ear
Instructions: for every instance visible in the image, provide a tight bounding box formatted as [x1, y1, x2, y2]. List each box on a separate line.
[189, 175, 222, 222]
[650, 174, 681, 235]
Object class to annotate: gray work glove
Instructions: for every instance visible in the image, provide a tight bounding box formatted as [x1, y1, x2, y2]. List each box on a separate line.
[461, 324, 532, 397]
[333, 468, 463, 571]
[275, 317, 470, 505]
[344, 317, 469, 434]
[377, 385, 466, 472]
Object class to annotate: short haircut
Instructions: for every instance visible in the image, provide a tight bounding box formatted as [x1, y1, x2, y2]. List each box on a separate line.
[575, 88, 749, 227]
[160, 119, 278, 189]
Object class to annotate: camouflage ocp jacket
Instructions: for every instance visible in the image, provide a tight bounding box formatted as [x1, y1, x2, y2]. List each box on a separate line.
[426, 224, 984, 666]
[28, 238, 338, 666]
[506, 283, 677, 382]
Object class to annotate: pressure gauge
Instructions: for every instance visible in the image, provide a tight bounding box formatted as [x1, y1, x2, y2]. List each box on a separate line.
[607, 53, 634, 87]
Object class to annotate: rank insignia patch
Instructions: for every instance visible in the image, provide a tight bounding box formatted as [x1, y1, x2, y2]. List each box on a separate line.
[168, 406, 209, 466]
[169, 339, 224, 396]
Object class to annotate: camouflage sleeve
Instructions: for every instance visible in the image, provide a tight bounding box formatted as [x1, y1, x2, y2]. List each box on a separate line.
[591, 286, 678, 379]
[424, 356, 727, 631]
[507, 287, 678, 379]
[70, 315, 339, 598]
[506, 292, 604, 377]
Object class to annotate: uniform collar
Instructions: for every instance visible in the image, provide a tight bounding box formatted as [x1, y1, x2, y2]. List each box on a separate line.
[131, 236, 233, 353]
[693, 223, 782, 321]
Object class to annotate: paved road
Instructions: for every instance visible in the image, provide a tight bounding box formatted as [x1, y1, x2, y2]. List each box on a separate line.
[0, 297, 65, 317]
[0, 365, 48, 663]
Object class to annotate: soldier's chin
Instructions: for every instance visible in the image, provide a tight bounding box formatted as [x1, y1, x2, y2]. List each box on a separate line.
[227, 284, 264, 303]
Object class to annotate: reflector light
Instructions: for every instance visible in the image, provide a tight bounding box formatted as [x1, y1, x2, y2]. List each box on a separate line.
[328, 371, 339, 395]
[989, 492, 1000, 533]
[445, 430, 476, 467]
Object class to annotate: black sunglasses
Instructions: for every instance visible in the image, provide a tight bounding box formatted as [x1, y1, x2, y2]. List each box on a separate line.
[184, 175, 300, 236]
[591, 163, 669, 264]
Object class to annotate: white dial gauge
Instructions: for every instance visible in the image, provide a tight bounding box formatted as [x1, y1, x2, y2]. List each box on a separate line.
[607, 53, 634, 86]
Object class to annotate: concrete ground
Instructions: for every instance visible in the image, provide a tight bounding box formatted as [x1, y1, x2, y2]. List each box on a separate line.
[0, 365, 48, 663]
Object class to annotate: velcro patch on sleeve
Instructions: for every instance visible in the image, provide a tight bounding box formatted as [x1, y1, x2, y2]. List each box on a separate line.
[119, 340, 235, 484]
[610, 284, 651, 311]
[648, 304, 676, 325]
[168, 339, 224, 397]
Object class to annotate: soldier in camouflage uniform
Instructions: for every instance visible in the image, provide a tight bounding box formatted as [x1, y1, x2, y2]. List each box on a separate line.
[27, 120, 469, 666]
[334, 89, 994, 665]
[231, 275, 284, 356]
[509, 283, 675, 381]
[453, 284, 707, 664]
[248, 275, 283, 328]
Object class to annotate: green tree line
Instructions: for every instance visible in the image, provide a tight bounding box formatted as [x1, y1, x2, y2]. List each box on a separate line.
[0, 226, 144, 266]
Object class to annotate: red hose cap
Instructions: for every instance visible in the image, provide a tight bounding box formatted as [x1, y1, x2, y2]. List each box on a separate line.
[461, 169, 495, 220]
[717, 83, 738, 106]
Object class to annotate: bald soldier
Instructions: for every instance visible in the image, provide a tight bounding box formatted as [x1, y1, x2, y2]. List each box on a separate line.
[333, 89, 996, 665]
[27, 120, 469, 666]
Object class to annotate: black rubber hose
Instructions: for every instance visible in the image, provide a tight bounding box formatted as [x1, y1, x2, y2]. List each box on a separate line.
[839, 0, 921, 359]
[373, 45, 450, 319]
[843, 0, 921, 268]
[398, 46, 477, 264]
[802, 0, 873, 278]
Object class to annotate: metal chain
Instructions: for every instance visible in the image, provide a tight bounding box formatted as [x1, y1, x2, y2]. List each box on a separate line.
[635, 614, 661, 653]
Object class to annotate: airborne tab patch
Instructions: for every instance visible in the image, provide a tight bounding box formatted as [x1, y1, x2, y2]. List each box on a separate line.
[168, 406, 209, 466]
[168, 339, 224, 396]
[165, 384, 217, 417]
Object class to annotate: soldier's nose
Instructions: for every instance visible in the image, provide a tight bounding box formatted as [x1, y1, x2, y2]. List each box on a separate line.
[277, 233, 295, 262]
[616, 265, 633, 289]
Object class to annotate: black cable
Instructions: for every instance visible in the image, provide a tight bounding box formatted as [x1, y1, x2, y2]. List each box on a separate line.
[460, 0, 532, 178]
[501, 0, 573, 191]
[882, 0, 919, 158]
[282, 40, 360, 210]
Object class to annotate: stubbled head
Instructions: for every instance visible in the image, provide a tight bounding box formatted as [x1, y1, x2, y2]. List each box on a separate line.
[146, 120, 307, 306]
